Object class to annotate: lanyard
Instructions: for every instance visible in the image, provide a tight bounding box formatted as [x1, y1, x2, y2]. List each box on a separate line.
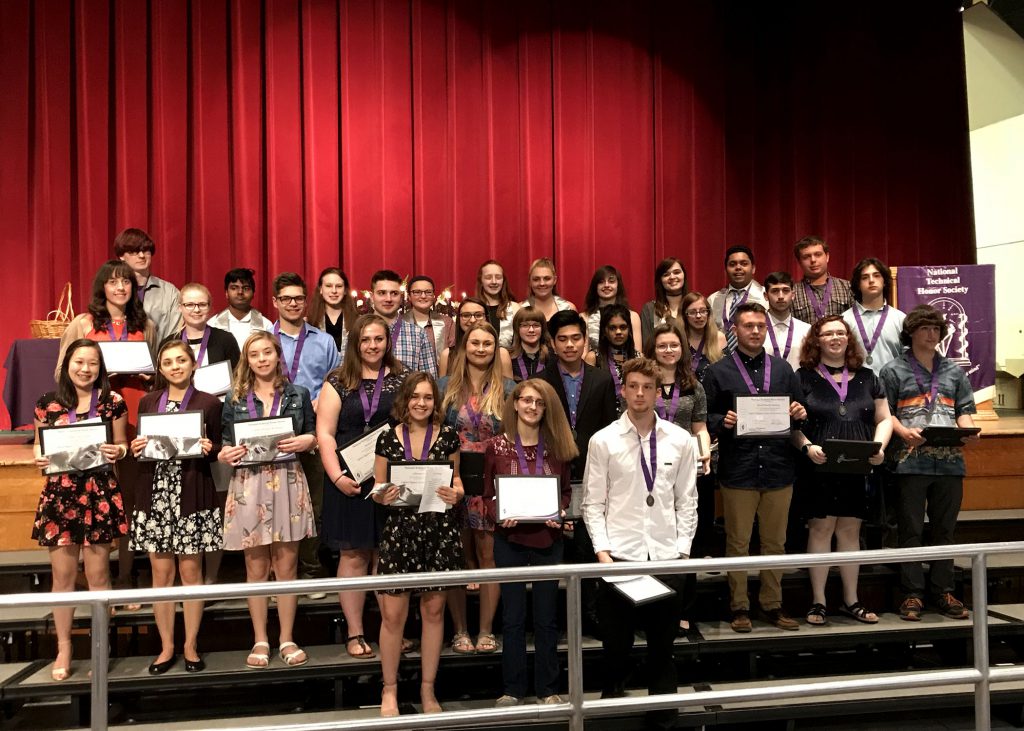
[182, 327, 212, 366]
[816, 364, 849, 415]
[722, 288, 749, 331]
[67, 389, 99, 423]
[390, 317, 403, 344]
[106, 321, 129, 342]
[732, 351, 771, 394]
[246, 389, 282, 418]
[852, 305, 889, 364]
[605, 349, 623, 398]
[656, 383, 681, 422]
[638, 429, 657, 507]
[558, 363, 585, 430]
[158, 386, 195, 413]
[908, 353, 940, 409]
[402, 423, 433, 461]
[514, 434, 545, 475]
[465, 383, 491, 432]
[767, 317, 795, 360]
[689, 337, 706, 374]
[359, 368, 386, 428]
[516, 353, 545, 381]
[803, 278, 834, 321]
[273, 323, 308, 383]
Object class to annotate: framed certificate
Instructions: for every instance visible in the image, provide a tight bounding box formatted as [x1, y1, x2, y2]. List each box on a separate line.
[138, 410, 206, 461]
[97, 341, 155, 374]
[495, 475, 561, 523]
[38, 422, 114, 475]
[734, 395, 791, 438]
[231, 416, 296, 465]
[819, 439, 882, 475]
[381, 460, 454, 510]
[193, 361, 232, 397]
[336, 423, 391, 485]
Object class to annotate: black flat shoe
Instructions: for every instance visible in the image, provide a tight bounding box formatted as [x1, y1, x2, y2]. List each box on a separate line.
[148, 655, 177, 675]
[184, 655, 205, 673]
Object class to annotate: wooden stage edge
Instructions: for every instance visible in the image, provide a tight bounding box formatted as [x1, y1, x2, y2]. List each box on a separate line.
[0, 416, 1022, 552]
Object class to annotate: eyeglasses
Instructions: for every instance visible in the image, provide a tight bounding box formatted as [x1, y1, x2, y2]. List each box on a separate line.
[819, 331, 848, 340]
[519, 322, 542, 330]
[409, 289, 435, 298]
[655, 343, 681, 352]
[517, 396, 545, 408]
[686, 308, 709, 318]
[460, 312, 486, 321]
[276, 295, 307, 305]
[181, 302, 211, 311]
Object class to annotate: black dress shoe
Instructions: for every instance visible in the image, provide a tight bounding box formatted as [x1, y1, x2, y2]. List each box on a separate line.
[184, 655, 205, 673]
[148, 655, 177, 675]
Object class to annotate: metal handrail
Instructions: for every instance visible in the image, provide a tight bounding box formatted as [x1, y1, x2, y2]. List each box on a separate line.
[3, 540, 1022, 731]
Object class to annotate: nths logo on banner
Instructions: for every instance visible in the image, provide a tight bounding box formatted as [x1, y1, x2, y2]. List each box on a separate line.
[895, 264, 996, 404]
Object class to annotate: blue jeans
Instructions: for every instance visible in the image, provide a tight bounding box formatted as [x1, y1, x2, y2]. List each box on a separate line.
[493, 533, 563, 699]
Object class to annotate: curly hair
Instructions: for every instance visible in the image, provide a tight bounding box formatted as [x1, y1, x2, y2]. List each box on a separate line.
[798, 315, 865, 370]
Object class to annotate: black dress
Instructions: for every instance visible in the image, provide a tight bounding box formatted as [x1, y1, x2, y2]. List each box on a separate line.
[795, 366, 884, 519]
[320, 371, 405, 551]
[374, 424, 465, 594]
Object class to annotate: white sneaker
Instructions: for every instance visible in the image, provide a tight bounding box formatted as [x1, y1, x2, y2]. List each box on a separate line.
[495, 695, 521, 707]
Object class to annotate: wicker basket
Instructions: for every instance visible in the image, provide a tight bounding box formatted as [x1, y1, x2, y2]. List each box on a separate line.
[30, 282, 74, 339]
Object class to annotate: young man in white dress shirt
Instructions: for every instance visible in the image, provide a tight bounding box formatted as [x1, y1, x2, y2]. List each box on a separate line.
[583, 356, 698, 730]
[763, 271, 811, 371]
[209, 268, 272, 349]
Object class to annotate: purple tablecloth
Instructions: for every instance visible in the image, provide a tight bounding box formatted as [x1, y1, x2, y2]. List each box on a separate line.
[3, 339, 59, 428]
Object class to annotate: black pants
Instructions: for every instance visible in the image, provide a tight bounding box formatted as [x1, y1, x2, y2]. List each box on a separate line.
[897, 473, 963, 598]
[494, 534, 563, 699]
[598, 572, 684, 730]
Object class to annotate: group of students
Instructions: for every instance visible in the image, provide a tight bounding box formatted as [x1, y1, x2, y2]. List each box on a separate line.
[31, 228, 979, 728]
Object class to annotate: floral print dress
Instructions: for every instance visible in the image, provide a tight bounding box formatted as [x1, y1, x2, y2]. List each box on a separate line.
[32, 392, 129, 546]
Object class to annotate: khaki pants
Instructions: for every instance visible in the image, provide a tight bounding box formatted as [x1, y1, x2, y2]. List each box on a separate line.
[721, 485, 792, 612]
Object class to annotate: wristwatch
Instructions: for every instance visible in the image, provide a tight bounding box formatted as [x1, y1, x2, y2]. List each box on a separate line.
[801, 443, 811, 455]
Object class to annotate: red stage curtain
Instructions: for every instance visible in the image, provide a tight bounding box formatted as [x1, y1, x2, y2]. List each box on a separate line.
[0, 0, 974, 427]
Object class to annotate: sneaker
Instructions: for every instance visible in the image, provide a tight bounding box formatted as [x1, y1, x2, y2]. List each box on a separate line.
[730, 610, 753, 633]
[764, 608, 799, 631]
[935, 593, 969, 620]
[306, 591, 327, 600]
[495, 695, 521, 707]
[538, 695, 563, 704]
[899, 596, 924, 622]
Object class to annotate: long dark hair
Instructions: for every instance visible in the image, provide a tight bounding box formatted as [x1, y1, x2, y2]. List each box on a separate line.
[307, 267, 359, 332]
[652, 257, 689, 320]
[584, 265, 632, 313]
[88, 259, 148, 333]
[55, 339, 112, 410]
[596, 304, 639, 364]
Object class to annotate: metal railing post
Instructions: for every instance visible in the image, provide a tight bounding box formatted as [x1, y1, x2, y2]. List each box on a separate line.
[566, 575, 584, 731]
[90, 599, 109, 731]
[972, 553, 991, 731]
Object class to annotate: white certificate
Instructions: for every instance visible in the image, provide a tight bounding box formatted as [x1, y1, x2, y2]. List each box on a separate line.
[336, 423, 391, 484]
[734, 395, 791, 438]
[138, 410, 205, 460]
[378, 461, 454, 512]
[193, 361, 232, 396]
[602, 574, 676, 606]
[231, 416, 296, 465]
[97, 341, 155, 374]
[38, 422, 113, 475]
[495, 475, 561, 523]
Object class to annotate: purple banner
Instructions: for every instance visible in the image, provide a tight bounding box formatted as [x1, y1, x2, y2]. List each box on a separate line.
[896, 264, 996, 400]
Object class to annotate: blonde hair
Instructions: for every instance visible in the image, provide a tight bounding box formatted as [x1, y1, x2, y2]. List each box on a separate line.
[232, 331, 288, 401]
[441, 323, 506, 419]
[682, 291, 725, 364]
[179, 282, 212, 303]
[501, 379, 579, 464]
[528, 257, 560, 297]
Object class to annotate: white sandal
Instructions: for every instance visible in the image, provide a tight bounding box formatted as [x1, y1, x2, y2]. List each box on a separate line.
[245, 641, 270, 669]
[279, 641, 308, 667]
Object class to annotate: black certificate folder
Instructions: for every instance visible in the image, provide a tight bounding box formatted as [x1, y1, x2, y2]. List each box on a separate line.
[818, 440, 882, 474]
[459, 451, 486, 496]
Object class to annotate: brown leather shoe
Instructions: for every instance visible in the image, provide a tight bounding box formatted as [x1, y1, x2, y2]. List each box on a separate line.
[764, 608, 799, 631]
[935, 593, 969, 620]
[730, 610, 753, 633]
[899, 596, 924, 621]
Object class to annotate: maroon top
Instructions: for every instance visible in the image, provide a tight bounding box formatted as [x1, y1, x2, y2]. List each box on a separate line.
[483, 434, 572, 549]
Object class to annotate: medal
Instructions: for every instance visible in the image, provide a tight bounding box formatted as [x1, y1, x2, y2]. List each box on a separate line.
[816, 364, 850, 417]
[514, 434, 545, 475]
[908, 353, 940, 410]
[866, 355, 873, 365]
[839, 403, 847, 416]
[464, 384, 490, 434]
[638, 429, 657, 508]
[804, 277, 834, 321]
[852, 304, 889, 367]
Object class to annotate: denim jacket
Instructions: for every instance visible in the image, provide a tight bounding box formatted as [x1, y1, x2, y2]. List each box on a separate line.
[221, 382, 315, 444]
